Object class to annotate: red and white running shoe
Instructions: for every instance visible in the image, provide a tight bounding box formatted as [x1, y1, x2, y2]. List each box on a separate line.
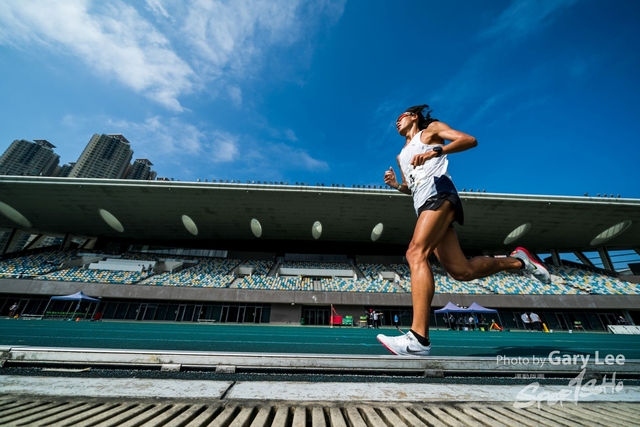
[510, 247, 551, 284]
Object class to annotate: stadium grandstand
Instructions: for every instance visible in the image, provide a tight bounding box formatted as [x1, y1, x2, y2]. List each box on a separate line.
[1, 176, 639, 332]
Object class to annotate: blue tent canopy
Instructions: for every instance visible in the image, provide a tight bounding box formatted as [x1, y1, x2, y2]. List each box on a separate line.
[467, 302, 498, 313]
[50, 291, 100, 303]
[434, 302, 469, 313]
[43, 291, 101, 320]
[435, 302, 499, 314]
[434, 301, 503, 329]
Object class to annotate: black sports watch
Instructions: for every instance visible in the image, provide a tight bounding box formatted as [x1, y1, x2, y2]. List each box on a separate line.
[433, 145, 443, 157]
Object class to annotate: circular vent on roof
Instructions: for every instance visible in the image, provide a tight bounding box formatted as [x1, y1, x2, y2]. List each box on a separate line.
[0, 201, 32, 228]
[181, 215, 198, 236]
[503, 222, 531, 245]
[250, 218, 262, 238]
[590, 220, 632, 246]
[371, 223, 384, 241]
[98, 209, 124, 233]
[312, 221, 323, 239]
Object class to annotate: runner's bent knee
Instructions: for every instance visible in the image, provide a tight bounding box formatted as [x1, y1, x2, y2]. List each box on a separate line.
[448, 268, 474, 282]
[406, 242, 435, 267]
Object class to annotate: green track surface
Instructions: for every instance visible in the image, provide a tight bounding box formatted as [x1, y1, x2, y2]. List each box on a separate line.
[2, 319, 639, 360]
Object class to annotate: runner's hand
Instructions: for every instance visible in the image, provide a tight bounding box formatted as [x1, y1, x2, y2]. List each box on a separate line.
[410, 151, 437, 167]
[383, 167, 398, 187]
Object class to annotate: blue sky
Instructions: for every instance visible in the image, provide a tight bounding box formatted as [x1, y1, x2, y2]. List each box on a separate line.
[0, 0, 639, 198]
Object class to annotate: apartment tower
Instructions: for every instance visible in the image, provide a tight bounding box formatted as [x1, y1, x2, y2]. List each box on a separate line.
[69, 134, 133, 179]
[0, 139, 60, 176]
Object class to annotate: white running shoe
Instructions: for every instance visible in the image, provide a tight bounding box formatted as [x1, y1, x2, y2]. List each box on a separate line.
[376, 331, 431, 356]
[511, 247, 551, 284]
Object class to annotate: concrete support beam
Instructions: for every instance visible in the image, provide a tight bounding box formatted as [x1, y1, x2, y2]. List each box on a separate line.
[2, 228, 25, 255]
[59, 233, 73, 251]
[0, 228, 18, 255]
[79, 238, 95, 249]
[23, 234, 44, 251]
[550, 249, 561, 266]
[573, 251, 595, 267]
[598, 247, 614, 272]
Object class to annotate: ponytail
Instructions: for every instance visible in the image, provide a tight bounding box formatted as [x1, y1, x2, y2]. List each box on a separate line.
[404, 104, 438, 130]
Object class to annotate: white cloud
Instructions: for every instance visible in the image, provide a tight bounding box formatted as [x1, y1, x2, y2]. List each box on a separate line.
[0, 0, 194, 111]
[208, 130, 240, 163]
[261, 125, 299, 143]
[61, 112, 328, 181]
[0, 0, 345, 112]
[465, 90, 514, 126]
[151, 0, 345, 81]
[481, 0, 579, 41]
[145, 0, 169, 19]
[105, 116, 204, 156]
[268, 143, 329, 172]
[172, 0, 297, 75]
[422, 0, 581, 125]
[283, 129, 298, 142]
[61, 114, 80, 128]
[102, 115, 326, 169]
[226, 86, 243, 107]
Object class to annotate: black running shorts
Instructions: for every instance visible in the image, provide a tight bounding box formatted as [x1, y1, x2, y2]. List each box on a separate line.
[417, 193, 465, 226]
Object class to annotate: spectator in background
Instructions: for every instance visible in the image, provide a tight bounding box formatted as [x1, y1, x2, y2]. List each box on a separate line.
[478, 314, 487, 330]
[521, 312, 532, 331]
[468, 315, 476, 331]
[529, 312, 543, 331]
[446, 314, 455, 330]
[617, 315, 629, 325]
[9, 302, 19, 318]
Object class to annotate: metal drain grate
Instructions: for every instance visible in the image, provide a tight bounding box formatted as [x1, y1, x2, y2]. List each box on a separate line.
[1, 397, 640, 427]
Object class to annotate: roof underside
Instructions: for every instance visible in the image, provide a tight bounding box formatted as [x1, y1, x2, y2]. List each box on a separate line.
[0, 177, 638, 255]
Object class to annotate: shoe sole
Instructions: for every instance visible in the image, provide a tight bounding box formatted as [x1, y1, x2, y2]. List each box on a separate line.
[377, 336, 399, 355]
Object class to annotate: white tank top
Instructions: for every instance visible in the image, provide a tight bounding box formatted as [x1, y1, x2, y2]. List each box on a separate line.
[398, 130, 457, 215]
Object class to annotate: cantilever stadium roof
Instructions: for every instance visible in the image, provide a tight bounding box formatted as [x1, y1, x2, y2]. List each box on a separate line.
[0, 176, 638, 254]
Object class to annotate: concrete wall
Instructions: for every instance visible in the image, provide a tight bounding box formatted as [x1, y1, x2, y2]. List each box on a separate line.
[3, 278, 640, 312]
[270, 303, 302, 324]
[279, 268, 353, 278]
[64, 256, 102, 268]
[152, 261, 183, 273]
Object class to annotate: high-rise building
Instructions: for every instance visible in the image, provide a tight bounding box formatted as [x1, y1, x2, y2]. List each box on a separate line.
[69, 134, 133, 179]
[56, 162, 75, 177]
[0, 139, 60, 176]
[125, 158, 155, 180]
